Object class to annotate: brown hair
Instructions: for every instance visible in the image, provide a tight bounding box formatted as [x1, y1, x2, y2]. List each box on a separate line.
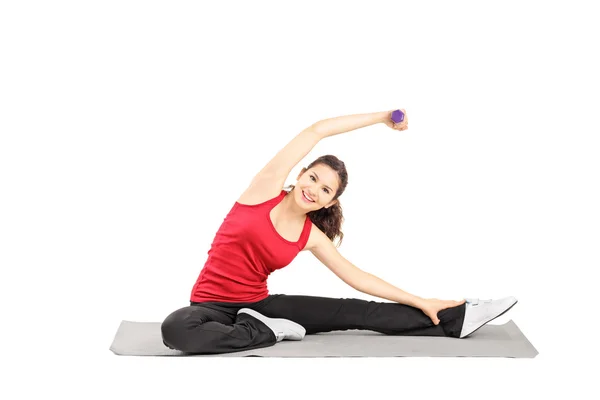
[286, 155, 348, 247]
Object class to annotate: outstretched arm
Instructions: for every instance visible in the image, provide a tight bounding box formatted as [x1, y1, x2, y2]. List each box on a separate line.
[352, 270, 425, 308]
[250, 109, 407, 184]
[310, 227, 462, 325]
[336, 265, 464, 325]
[310, 227, 423, 308]
[357, 273, 465, 325]
[312, 109, 408, 139]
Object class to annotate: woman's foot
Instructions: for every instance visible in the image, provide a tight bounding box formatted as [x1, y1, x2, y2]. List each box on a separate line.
[459, 297, 518, 338]
[237, 308, 306, 342]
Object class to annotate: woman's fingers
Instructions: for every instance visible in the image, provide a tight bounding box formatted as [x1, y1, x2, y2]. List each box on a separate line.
[394, 111, 408, 130]
[400, 109, 408, 129]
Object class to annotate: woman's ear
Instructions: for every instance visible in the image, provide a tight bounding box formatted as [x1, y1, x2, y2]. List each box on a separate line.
[326, 199, 338, 209]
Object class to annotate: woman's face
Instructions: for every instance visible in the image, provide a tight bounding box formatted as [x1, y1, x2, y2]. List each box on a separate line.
[295, 165, 339, 210]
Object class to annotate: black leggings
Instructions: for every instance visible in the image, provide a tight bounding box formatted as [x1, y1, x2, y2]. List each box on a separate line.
[161, 294, 466, 354]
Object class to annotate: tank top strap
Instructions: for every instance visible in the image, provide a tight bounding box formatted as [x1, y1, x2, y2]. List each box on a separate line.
[298, 214, 312, 248]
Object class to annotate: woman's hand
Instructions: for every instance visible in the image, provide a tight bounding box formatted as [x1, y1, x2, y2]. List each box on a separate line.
[419, 298, 466, 325]
[382, 109, 408, 131]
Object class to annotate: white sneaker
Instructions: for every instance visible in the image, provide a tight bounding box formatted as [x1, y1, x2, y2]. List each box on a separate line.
[459, 296, 518, 338]
[237, 308, 306, 342]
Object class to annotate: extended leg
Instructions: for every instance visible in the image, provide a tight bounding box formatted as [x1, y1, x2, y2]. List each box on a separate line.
[254, 294, 466, 337]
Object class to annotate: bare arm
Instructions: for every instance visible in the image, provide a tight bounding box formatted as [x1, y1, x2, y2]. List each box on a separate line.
[312, 110, 394, 139]
[310, 227, 424, 308]
[250, 109, 405, 183]
[351, 269, 425, 308]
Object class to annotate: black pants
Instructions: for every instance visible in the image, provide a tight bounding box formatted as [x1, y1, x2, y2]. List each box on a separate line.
[161, 294, 466, 355]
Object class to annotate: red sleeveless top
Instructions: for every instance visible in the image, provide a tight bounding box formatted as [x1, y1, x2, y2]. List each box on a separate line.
[190, 189, 312, 303]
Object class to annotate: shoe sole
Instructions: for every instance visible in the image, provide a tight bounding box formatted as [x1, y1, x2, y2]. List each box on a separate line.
[461, 299, 518, 338]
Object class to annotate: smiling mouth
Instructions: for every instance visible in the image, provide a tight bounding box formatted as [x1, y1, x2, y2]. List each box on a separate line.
[302, 191, 315, 202]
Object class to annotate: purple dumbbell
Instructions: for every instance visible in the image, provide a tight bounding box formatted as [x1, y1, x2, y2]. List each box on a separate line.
[391, 109, 405, 124]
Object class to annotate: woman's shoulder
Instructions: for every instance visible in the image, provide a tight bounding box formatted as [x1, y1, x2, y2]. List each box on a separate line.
[236, 176, 290, 206]
[302, 222, 327, 252]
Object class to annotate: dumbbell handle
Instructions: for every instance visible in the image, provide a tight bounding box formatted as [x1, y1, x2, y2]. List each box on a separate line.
[391, 109, 405, 124]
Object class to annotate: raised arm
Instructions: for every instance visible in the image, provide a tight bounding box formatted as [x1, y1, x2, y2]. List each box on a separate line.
[251, 109, 407, 184]
[312, 109, 407, 139]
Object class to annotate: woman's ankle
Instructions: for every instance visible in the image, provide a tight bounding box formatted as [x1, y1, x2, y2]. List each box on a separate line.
[438, 303, 467, 338]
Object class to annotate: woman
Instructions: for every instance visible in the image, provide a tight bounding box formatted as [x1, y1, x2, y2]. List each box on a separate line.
[161, 109, 518, 354]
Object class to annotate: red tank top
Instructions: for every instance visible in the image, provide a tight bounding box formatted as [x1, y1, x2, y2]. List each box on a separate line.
[190, 189, 312, 303]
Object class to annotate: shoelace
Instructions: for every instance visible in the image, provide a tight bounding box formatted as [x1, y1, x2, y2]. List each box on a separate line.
[465, 298, 492, 306]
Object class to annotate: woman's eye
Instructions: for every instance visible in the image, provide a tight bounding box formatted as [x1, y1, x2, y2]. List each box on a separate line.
[311, 175, 329, 194]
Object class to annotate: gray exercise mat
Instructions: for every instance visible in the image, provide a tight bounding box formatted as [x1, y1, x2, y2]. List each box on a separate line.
[109, 319, 538, 358]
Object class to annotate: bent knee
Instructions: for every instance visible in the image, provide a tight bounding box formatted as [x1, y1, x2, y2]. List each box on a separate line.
[161, 307, 193, 349]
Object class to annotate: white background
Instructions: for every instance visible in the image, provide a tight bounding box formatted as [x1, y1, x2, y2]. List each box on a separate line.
[1, 0, 598, 399]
